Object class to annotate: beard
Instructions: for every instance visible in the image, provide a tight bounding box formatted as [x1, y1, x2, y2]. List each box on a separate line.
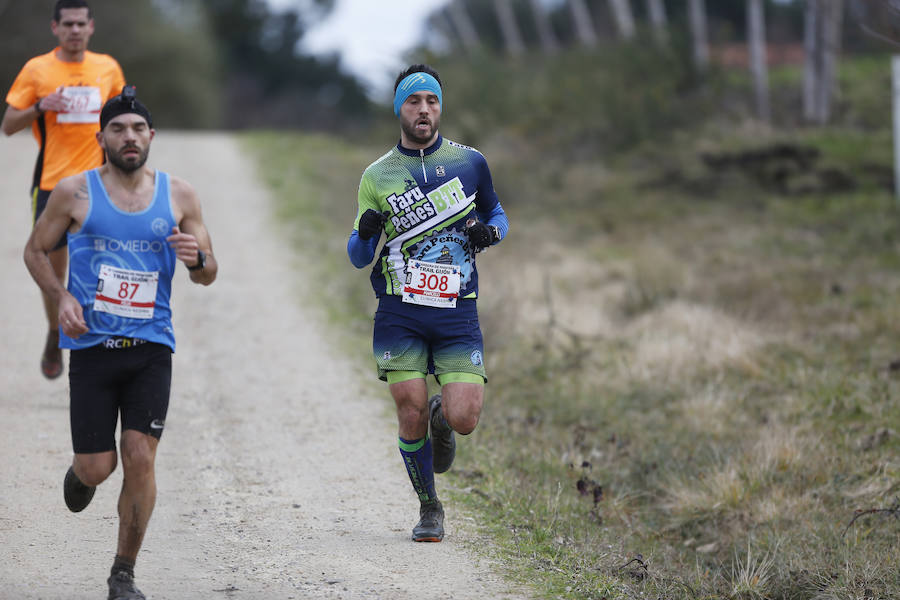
[107, 145, 149, 172]
[401, 115, 440, 146]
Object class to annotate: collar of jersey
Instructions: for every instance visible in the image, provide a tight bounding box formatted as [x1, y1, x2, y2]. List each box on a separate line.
[395, 134, 443, 158]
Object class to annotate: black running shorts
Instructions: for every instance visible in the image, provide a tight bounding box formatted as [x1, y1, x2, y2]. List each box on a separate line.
[32, 187, 67, 250]
[69, 341, 172, 454]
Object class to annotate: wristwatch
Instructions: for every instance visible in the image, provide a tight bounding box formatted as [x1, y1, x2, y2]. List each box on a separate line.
[187, 249, 206, 271]
[34, 99, 44, 115]
[489, 225, 501, 244]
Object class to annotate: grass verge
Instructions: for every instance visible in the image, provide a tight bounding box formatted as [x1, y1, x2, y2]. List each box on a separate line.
[245, 112, 900, 598]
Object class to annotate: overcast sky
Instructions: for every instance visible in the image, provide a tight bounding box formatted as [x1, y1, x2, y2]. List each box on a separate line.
[269, 0, 451, 99]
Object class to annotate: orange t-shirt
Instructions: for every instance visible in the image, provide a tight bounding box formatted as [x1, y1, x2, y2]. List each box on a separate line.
[5, 48, 125, 191]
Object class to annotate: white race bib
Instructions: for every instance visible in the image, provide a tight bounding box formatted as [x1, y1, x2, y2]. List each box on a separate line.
[56, 86, 102, 124]
[402, 260, 461, 308]
[94, 264, 159, 319]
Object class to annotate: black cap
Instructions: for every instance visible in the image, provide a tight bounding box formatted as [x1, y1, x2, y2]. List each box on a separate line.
[99, 85, 153, 130]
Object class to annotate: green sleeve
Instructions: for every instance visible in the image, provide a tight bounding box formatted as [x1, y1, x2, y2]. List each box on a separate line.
[354, 171, 381, 229]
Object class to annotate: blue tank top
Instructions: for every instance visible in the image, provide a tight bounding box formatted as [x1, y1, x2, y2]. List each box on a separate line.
[62, 169, 178, 351]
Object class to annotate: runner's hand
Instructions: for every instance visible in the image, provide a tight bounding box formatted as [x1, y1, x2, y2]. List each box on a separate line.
[167, 226, 200, 265]
[37, 86, 68, 113]
[465, 219, 495, 250]
[58, 293, 88, 338]
[358, 209, 387, 240]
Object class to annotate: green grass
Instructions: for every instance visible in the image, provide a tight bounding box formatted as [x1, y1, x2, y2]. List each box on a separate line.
[244, 53, 900, 599]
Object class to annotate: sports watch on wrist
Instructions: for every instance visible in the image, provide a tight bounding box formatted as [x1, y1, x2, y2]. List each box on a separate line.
[489, 225, 501, 244]
[187, 249, 206, 271]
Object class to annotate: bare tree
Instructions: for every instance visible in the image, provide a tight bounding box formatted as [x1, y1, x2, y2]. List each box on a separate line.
[646, 0, 669, 46]
[804, 0, 844, 124]
[529, 0, 560, 54]
[608, 0, 636, 40]
[748, 0, 770, 122]
[447, 0, 481, 53]
[494, 0, 525, 56]
[688, 0, 709, 71]
[569, 0, 598, 47]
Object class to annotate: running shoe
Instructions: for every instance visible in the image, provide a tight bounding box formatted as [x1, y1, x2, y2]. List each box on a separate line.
[41, 329, 63, 379]
[107, 570, 145, 600]
[429, 394, 455, 473]
[412, 500, 444, 542]
[63, 466, 95, 513]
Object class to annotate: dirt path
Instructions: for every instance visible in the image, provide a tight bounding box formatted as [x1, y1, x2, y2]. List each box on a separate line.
[0, 132, 525, 599]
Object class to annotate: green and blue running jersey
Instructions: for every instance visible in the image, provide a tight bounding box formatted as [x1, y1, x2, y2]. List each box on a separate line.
[348, 135, 508, 299]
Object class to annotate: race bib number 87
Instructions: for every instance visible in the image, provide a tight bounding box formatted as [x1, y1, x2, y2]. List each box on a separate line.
[94, 264, 159, 319]
[403, 260, 461, 308]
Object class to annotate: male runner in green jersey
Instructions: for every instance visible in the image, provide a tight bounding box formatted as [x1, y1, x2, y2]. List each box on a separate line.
[348, 64, 508, 541]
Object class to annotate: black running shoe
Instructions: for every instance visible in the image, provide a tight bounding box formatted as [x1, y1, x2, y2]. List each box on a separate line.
[429, 394, 456, 474]
[63, 466, 95, 513]
[107, 570, 145, 600]
[412, 500, 444, 542]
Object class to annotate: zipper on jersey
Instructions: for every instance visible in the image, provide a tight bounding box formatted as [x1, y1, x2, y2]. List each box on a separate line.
[420, 149, 428, 183]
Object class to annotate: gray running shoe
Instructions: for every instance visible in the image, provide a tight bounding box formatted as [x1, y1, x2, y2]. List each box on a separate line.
[107, 571, 145, 600]
[429, 394, 456, 474]
[412, 500, 444, 542]
[63, 466, 95, 513]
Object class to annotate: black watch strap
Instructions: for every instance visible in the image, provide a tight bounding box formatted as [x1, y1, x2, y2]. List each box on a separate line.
[187, 249, 206, 271]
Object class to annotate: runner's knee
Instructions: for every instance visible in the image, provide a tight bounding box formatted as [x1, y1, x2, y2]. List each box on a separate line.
[120, 433, 157, 477]
[74, 452, 117, 486]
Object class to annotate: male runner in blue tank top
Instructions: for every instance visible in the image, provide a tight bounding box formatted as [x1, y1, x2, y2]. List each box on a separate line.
[23, 86, 217, 600]
[348, 64, 509, 542]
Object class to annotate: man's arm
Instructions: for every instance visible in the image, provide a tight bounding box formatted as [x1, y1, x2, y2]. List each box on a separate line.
[347, 173, 383, 268]
[167, 176, 217, 286]
[23, 176, 90, 337]
[2, 86, 66, 136]
[2, 103, 41, 136]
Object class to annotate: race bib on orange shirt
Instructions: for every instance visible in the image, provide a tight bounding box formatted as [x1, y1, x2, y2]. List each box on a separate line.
[56, 86, 103, 124]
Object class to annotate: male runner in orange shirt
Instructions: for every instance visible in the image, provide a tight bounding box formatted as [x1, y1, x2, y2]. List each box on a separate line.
[3, 0, 125, 379]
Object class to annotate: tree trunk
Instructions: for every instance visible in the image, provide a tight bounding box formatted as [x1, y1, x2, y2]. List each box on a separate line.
[494, 0, 526, 56]
[819, 0, 843, 122]
[529, 0, 560, 54]
[688, 0, 709, 71]
[646, 0, 668, 46]
[803, 0, 818, 121]
[569, 0, 598, 47]
[804, 0, 843, 124]
[748, 0, 770, 122]
[447, 0, 481, 53]
[608, 0, 636, 40]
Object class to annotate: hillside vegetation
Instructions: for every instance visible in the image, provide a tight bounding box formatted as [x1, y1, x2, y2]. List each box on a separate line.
[247, 47, 900, 599]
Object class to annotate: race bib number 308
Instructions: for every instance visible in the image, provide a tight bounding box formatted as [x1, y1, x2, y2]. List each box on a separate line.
[94, 264, 159, 319]
[403, 260, 461, 308]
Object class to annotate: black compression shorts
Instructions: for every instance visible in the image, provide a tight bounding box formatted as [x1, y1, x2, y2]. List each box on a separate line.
[69, 340, 172, 454]
[32, 187, 67, 250]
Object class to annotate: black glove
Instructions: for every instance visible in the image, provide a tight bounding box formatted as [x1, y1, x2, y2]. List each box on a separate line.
[465, 219, 497, 250]
[358, 209, 387, 240]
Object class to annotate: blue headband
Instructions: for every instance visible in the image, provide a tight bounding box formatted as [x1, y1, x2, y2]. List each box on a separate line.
[393, 72, 442, 116]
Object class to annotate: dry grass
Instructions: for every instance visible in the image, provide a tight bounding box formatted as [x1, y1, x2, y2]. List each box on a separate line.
[247, 127, 900, 600]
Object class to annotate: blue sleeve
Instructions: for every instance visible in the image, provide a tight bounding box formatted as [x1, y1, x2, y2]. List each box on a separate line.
[347, 230, 378, 268]
[472, 152, 508, 244]
[475, 203, 509, 244]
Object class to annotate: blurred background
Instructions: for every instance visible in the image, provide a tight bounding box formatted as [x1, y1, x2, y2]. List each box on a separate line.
[3, 0, 897, 137]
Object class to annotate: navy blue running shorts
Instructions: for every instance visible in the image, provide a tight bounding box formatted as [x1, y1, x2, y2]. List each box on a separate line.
[373, 295, 487, 382]
[69, 341, 172, 453]
[32, 187, 67, 250]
